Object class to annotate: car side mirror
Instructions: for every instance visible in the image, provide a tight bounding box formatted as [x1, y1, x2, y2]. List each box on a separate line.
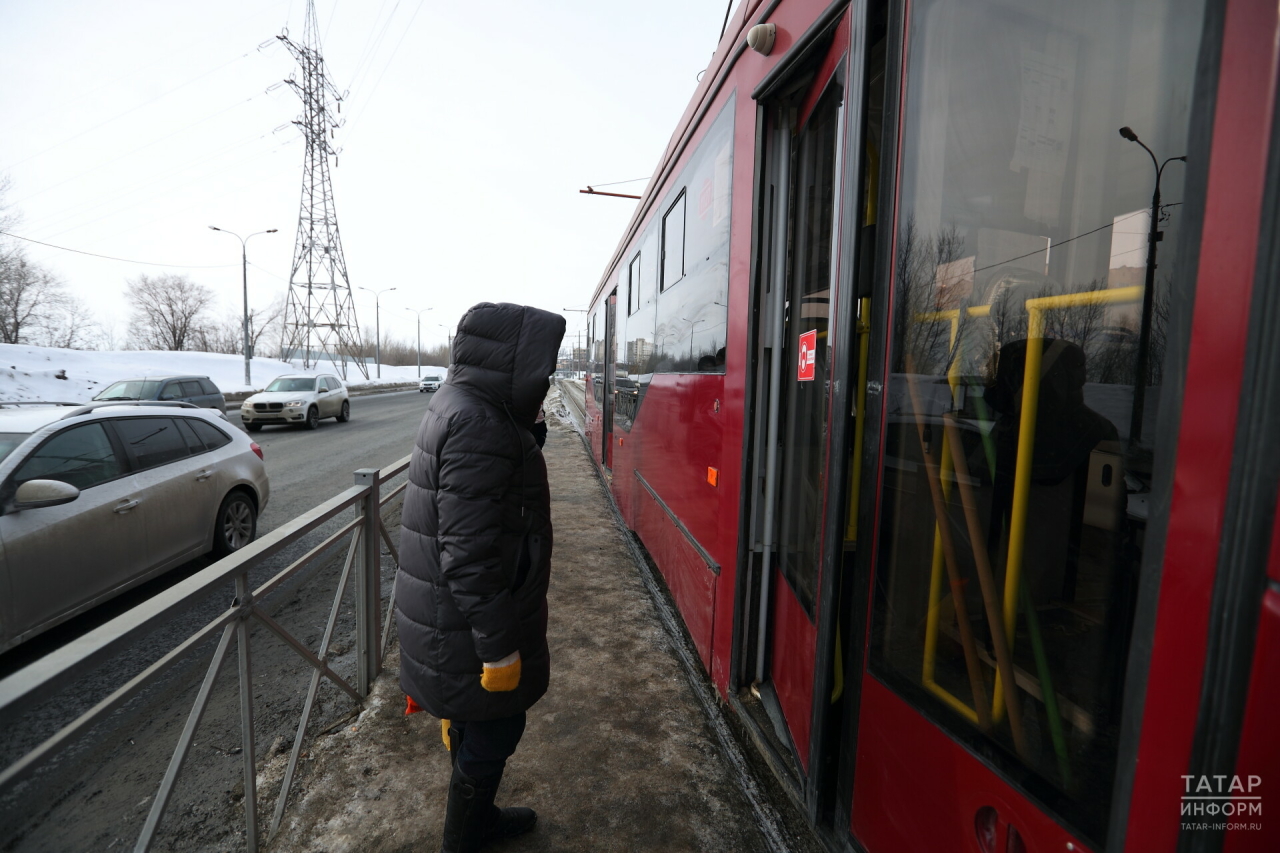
[14, 479, 81, 510]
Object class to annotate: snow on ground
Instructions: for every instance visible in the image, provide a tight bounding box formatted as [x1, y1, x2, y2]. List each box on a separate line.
[0, 343, 448, 403]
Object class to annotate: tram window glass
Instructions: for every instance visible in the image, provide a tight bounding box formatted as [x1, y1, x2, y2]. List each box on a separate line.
[776, 80, 842, 616]
[654, 96, 734, 374]
[628, 253, 642, 316]
[661, 192, 686, 293]
[589, 307, 604, 405]
[619, 231, 660, 431]
[867, 0, 1202, 844]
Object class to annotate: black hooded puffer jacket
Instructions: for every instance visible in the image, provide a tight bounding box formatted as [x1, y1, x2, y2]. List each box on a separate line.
[396, 302, 566, 721]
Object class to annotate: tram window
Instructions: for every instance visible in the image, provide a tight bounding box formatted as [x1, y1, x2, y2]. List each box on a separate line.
[866, 0, 1203, 844]
[775, 81, 842, 616]
[628, 252, 642, 316]
[661, 192, 686, 292]
[654, 96, 733, 374]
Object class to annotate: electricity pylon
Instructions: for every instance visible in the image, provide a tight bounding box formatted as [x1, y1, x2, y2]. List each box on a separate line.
[278, 0, 368, 379]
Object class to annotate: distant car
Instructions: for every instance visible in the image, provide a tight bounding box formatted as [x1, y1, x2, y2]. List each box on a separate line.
[240, 374, 350, 432]
[93, 375, 227, 415]
[0, 401, 269, 653]
[419, 376, 443, 393]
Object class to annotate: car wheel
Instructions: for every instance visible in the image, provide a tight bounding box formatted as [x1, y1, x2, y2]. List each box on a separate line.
[246, 423, 262, 433]
[336, 400, 350, 422]
[213, 491, 257, 557]
[305, 405, 320, 430]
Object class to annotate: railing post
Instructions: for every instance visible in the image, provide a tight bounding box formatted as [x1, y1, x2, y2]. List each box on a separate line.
[234, 573, 259, 851]
[354, 469, 382, 696]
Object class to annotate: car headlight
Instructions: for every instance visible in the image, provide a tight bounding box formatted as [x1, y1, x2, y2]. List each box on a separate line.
[285, 400, 304, 407]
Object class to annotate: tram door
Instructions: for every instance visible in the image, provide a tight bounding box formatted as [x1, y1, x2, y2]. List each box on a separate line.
[747, 22, 849, 773]
[848, 0, 1204, 850]
[602, 290, 617, 470]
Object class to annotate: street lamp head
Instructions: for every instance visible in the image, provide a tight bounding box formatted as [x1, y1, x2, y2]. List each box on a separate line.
[208, 225, 221, 231]
[1119, 126, 1139, 142]
[266, 229, 278, 233]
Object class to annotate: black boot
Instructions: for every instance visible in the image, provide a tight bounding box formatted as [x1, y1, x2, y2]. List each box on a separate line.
[439, 764, 536, 853]
[483, 770, 537, 842]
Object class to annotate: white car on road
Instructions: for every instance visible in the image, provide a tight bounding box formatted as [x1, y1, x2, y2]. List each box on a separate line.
[240, 374, 350, 432]
[0, 401, 269, 652]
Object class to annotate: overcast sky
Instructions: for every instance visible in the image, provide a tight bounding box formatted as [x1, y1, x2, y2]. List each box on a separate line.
[0, 0, 737, 353]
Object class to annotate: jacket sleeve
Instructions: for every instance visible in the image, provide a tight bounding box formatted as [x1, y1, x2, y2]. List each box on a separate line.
[436, 412, 522, 662]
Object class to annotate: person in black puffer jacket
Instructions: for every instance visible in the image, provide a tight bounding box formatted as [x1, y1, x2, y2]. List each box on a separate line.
[396, 302, 565, 853]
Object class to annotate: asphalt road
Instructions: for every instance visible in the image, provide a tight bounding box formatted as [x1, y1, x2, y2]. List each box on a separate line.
[0, 388, 433, 852]
[232, 388, 427, 533]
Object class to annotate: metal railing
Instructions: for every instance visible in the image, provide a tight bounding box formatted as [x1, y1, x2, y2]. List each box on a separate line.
[0, 454, 412, 852]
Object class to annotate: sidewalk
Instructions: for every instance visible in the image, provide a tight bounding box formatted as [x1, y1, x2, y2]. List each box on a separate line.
[264, 410, 809, 853]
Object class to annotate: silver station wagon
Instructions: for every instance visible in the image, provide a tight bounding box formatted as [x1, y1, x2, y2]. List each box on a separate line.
[0, 402, 270, 652]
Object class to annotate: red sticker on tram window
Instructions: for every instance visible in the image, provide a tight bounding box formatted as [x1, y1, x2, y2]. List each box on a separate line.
[797, 330, 818, 381]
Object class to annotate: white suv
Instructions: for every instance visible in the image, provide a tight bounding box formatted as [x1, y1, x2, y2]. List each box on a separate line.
[240, 374, 350, 432]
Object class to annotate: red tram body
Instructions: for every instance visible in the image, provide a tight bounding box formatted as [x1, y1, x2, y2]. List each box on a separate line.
[581, 1, 1280, 850]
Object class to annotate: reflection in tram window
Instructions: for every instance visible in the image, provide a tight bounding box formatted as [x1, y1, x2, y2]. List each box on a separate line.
[628, 252, 642, 316]
[589, 304, 605, 406]
[868, 0, 1202, 845]
[661, 192, 687, 292]
[653, 96, 734, 376]
[614, 96, 735, 434]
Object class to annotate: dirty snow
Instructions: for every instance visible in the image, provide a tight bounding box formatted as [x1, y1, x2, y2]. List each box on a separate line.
[0, 343, 448, 403]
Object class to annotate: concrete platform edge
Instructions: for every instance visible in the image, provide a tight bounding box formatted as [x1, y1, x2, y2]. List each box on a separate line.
[552, 392, 798, 853]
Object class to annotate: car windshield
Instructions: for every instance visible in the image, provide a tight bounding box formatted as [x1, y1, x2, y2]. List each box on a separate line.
[94, 380, 162, 401]
[265, 378, 315, 393]
[0, 433, 28, 465]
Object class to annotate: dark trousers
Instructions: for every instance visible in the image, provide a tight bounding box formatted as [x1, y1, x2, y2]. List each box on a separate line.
[452, 712, 526, 781]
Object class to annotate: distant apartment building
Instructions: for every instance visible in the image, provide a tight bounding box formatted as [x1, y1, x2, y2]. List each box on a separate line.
[626, 338, 653, 366]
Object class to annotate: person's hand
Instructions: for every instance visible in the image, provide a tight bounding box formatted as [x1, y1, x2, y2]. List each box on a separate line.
[481, 650, 521, 692]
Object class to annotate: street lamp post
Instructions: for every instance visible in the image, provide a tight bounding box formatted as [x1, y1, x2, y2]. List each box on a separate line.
[435, 324, 454, 365]
[562, 309, 588, 379]
[358, 287, 397, 379]
[405, 307, 434, 378]
[1118, 126, 1185, 444]
[209, 226, 278, 387]
[680, 316, 707, 365]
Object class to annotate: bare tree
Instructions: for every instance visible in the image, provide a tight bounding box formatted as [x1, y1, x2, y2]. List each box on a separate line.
[127, 273, 213, 351]
[190, 313, 241, 355]
[0, 249, 68, 344]
[38, 294, 94, 349]
[248, 297, 285, 355]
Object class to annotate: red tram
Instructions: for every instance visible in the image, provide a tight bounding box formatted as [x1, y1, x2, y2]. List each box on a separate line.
[581, 0, 1279, 851]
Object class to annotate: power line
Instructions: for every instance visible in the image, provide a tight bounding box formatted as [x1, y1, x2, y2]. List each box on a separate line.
[0, 52, 254, 173]
[13, 93, 265, 211]
[0, 230, 237, 269]
[345, 0, 427, 138]
[585, 177, 650, 189]
[28, 132, 291, 240]
[934, 205, 1183, 288]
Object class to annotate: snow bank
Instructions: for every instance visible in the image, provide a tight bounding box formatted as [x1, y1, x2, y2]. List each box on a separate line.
[0, 343, 446, 403]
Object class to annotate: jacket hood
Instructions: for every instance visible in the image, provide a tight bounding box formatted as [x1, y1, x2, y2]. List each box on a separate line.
[448, 302, 566, 426]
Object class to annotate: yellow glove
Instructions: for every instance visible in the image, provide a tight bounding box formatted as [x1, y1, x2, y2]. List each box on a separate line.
[441, 718, 452, 751]
[480, 651, 521, 692]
